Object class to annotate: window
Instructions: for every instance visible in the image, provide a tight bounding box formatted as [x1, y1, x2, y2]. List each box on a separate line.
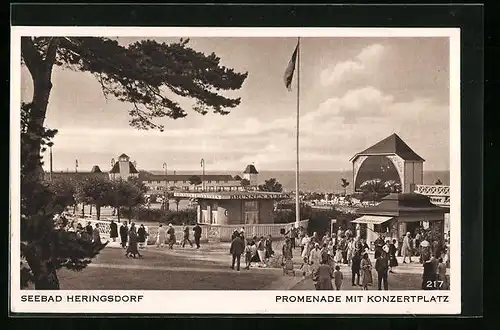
[244, 201, 259, 211]
[157, 181, 161, 184]
[208, 180, 212, 184]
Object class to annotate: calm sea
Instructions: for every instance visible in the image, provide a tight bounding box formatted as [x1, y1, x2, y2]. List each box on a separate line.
[148, 170, 450, 193]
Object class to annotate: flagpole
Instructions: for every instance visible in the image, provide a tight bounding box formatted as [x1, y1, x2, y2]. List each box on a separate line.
[295, 36, 301, 228]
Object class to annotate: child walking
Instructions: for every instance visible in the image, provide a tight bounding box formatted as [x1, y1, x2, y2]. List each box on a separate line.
[333, 265, 344, 290]
[244, 241, 254, 270]
[300, 257, 311, 279]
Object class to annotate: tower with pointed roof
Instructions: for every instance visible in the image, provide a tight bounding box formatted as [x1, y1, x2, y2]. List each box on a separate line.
[350, 133, 425, 193]
[109, 153, 139, 180]
[243, 164, 259, 186]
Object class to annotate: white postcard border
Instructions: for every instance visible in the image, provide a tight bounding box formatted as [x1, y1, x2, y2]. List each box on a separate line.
[10, 26, 461, 314]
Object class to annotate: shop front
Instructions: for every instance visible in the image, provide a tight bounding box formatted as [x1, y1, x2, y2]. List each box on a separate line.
[352, 193, 448, 247]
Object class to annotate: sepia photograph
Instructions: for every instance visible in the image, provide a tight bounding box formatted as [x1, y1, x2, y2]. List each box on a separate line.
[11, 27, 461, 314]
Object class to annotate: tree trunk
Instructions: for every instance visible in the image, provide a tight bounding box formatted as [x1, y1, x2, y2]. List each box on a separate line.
[176, 203, 179, 212]
[33, 260, 60, 290]
[117, 208, 121, 222]
[96, 205, 101, 220]
[22, 38, 60, 178]
[128, 206, 132, 221]
[23, 242, 60, 290]
[90, 205, 93, 216]
[81, 203, 85, 217]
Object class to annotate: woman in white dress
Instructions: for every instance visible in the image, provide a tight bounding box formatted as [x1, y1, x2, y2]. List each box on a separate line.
[156, 224, 167, 249]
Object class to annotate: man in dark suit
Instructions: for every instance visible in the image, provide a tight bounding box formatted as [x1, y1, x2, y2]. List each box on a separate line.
[119, 222, 129, 248]
[230, 232, 245, 271]
[85, 222, 93, 237]
[193, 223, 202, 249]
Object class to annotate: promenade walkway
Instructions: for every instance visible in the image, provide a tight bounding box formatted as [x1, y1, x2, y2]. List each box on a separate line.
[77, 241, 429, 291]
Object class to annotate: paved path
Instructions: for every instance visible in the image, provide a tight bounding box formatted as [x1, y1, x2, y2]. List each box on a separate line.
[98, 242, 428, 291]
[88, 262, 267, 275]
[104, 243, 426, 275]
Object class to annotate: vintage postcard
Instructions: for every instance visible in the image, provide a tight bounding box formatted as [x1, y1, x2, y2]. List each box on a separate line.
[10, 27, 460, 314]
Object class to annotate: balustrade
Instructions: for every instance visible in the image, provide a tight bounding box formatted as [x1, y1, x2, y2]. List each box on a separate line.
[70, 218, 309, 244]
[415, 185, 450, 196]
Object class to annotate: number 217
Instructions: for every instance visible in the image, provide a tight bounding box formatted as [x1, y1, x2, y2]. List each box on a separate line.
[426, 280, 444, 288]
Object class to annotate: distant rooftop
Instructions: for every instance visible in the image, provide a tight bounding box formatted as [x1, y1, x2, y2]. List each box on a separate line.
[140, 173, 236, 182]
[243, 164, 259, 174]
[173, 191, 289, 200]
[351, 133, 425, 162]
[110, 161, 138, 174]
[357, 193, 447, 216]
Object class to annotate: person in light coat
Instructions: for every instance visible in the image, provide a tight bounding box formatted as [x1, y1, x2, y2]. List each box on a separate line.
[402, 232, 413, 263]
[156, 224, 167, 249]
[301, 234, 311, 258]
[309, 243, 323, 274]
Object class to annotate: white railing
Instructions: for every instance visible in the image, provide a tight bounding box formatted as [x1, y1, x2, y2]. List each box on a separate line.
[415, 185, 450, 197]
[69, 217, 309, 244]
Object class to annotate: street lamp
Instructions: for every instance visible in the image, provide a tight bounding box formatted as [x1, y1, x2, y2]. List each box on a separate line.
[200, 158, 205, 192]
[47, 142, 54, 181]
[163, 162, 169, 211]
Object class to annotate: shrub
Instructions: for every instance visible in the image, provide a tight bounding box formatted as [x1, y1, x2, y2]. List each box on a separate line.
[119, 207, 197, 225]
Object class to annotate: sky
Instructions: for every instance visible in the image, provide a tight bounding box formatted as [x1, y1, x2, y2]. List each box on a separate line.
[21, 36, 450, 173]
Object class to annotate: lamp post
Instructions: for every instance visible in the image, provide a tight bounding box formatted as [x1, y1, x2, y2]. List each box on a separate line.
[200, 158, 205, 192]
[163, 162, 169, 211]
[47, 142, 54, 181]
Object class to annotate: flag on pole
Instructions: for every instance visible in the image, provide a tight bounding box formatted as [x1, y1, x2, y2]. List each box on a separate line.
[283, 41, 299, 91]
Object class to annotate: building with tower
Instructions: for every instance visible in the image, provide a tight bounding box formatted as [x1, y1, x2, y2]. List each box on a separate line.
[109, 153, 139, 181]
[243, 164, 259, 186]
[141, 164, 260, 193]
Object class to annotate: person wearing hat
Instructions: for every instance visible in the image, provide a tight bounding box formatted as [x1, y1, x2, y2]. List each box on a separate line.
[402, 232, 413, 263]
[229, 232, 245, 271]
[167, 223, 176, 249]
[375, 248, 390, 290]
[419, 238, 431, 263]
[360, 251, 373, 290]
[389, 239, 399, 272]
[309, 242, 323, 275]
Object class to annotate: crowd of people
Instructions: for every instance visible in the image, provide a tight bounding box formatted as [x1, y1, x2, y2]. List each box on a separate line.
[57, 212, 449, 291]
[110, 221, 204, 255]
[57, 214, 205, 259]
[227, 224, 450, 291]
[229, 228, 277, 271]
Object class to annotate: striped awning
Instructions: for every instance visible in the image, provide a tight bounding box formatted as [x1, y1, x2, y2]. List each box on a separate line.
[351, 215, 393, 225]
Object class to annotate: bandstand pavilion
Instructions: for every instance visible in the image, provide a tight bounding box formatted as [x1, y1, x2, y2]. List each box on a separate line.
[349, 133, 449, 246]
[350, 133, 425, 193]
